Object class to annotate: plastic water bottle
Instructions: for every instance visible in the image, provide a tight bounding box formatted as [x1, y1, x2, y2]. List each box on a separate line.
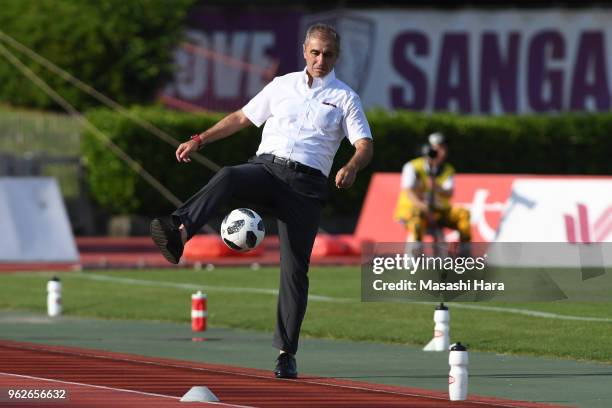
[448, 342, 468, 401]
[191, 291, 207, 332]
[47, 276, 62, 317]
[423, 303, 450, 351]
[434, 303, 450, 350]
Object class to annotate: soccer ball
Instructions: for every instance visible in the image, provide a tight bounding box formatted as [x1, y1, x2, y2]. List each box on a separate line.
[220, 208, 265, 252]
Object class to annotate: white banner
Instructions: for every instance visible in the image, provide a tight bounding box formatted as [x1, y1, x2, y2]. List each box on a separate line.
[0, 178, 78, 262]
[495, 179, 612, 243]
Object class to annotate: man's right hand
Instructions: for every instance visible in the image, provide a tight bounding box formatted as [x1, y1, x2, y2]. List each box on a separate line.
[173, 110, 253, 163]
[175, 139, 199, 163]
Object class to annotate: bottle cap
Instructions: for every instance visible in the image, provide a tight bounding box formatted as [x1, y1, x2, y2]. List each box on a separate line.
[436, 302, 448, 310]
[450, 342, 467, 351]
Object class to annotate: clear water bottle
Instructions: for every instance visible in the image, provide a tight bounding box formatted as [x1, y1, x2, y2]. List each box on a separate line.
[448, 342, 468, 401]
[47, 276, 62, 317]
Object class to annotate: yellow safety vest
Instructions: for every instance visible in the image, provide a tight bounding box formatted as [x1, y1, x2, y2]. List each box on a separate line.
[394, 157, 455, 221]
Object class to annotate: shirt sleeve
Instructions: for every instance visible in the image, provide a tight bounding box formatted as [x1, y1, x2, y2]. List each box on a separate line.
[400, 162, 417, 189]
[242, 78, 277, 127]
[342, 93, 372, 145]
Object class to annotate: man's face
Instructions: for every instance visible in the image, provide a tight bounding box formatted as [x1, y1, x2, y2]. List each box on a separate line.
[303, 34, 338, 78]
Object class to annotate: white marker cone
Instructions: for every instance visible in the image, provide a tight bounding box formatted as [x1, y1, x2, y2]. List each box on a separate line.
[423, 303, 450, 352]
[180, 386, 219, 402]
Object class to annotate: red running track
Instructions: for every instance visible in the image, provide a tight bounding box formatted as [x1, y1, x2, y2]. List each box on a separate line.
[0, 340, 566, 408]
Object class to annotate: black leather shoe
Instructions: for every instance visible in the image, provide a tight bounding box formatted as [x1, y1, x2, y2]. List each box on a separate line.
[150, 218, 184, 264]
[274, 353, 298, 379]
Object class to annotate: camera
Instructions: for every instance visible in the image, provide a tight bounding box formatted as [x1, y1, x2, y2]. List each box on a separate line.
[421, 144, 438, 159]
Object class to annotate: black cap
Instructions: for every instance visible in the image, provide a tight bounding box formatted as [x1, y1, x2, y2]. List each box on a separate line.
[436, 303, 448, 310]
[450, 342, 467, 351]
[51, 276, 60, 282]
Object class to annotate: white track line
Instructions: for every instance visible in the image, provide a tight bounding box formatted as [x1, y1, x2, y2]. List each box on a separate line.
[0, 371, 252, 407]
[77, 273, 612, 322]
[0, 348, 521, 408]
[449, 303, 612, 322]
[76, 273, 344, 302]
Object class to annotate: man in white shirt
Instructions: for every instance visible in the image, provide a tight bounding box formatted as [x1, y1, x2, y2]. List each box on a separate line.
[151, 23, 373, 378]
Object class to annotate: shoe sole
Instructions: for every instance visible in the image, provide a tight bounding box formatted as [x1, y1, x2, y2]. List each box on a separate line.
[274, 372, 298, 379]
[150, 219, 180, 264]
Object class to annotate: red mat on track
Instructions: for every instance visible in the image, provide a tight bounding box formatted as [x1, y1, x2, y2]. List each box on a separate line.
[0, 340, 564, 408]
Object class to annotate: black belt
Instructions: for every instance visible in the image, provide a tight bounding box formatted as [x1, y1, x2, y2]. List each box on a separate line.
[258, 154, 323, 176]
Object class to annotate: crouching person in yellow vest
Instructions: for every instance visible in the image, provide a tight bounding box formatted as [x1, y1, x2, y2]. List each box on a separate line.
[394, 133, 471, 248]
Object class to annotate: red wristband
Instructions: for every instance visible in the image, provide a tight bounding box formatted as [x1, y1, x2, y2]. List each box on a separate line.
[190, 134, 202, 147]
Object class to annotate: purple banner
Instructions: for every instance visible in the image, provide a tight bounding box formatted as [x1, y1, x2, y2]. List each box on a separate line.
[163, 9, 612, 114]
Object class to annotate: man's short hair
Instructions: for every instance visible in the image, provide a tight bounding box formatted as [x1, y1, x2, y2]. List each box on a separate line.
[304, 23, 341, 53]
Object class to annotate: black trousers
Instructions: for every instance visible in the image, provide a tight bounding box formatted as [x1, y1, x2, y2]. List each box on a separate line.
[173, 156, 328, 354]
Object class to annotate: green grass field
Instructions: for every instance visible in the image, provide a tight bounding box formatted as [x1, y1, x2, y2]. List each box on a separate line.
[1, 266, 611, 363]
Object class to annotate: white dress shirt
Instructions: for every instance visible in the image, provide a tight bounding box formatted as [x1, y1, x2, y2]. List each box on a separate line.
[242, 68, 372, 177]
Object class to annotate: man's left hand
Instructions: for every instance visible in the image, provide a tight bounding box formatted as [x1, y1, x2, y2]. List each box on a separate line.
[335, 165, 357, 189]
[176, 140, 199, 163]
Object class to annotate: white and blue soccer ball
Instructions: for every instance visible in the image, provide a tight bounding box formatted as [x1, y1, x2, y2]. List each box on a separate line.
[220, 208, 265, 252]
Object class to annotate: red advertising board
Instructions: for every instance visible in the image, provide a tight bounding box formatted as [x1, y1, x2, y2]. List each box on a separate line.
[355, 173, 612, 243]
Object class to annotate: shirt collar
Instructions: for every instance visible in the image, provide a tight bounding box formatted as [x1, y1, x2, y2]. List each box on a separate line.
[302, 67, 336, 89]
